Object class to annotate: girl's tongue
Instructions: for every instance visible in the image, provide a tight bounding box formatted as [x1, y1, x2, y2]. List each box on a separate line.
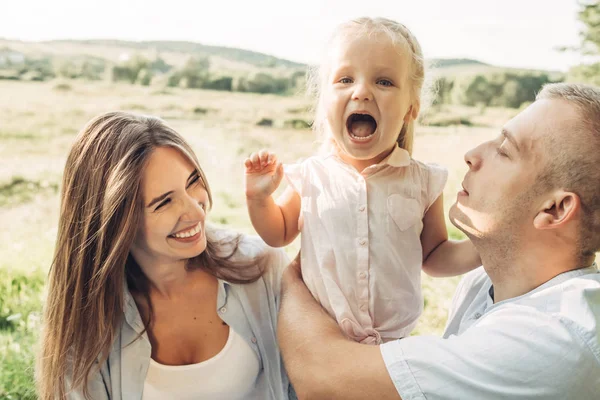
[347, 114, 377, 137]
[350, 120, 376, 137]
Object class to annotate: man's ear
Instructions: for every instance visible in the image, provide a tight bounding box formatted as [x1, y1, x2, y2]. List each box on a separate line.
[533, 191, 580, 230]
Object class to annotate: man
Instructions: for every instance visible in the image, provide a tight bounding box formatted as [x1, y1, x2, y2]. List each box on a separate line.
[278, 83, 600, 399]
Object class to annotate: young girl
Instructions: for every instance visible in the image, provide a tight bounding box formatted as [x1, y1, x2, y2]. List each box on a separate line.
[244, 17, 481, 344]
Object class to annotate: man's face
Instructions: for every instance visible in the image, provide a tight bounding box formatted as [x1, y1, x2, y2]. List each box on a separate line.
[450, 99, 574, 239]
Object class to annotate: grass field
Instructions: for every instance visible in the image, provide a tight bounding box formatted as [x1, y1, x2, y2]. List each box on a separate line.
[0, 79, 521, 398]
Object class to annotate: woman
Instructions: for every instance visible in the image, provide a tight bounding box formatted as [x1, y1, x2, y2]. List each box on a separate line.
[37, 112, 290, 399]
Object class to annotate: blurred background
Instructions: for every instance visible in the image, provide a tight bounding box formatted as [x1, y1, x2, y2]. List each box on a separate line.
[1, 0, 598, 398]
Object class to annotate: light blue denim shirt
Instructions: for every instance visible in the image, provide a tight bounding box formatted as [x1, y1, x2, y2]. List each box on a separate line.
[67, 233, 290, 399]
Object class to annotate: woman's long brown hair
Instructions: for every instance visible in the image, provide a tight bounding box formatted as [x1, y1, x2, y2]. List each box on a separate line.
[37, 112, 264, 399]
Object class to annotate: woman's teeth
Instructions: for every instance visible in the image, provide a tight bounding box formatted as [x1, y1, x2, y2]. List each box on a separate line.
[171, 223, 201, 238]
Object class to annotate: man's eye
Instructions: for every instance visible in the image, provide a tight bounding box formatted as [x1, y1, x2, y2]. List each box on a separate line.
[339, 77, 353, 84]
[496, 148, 508, 158]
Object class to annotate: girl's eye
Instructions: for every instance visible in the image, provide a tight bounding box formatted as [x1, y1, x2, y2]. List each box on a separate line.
[377, 79, 393, 87]
[155, 198, 171, 211]
[339, 77, 353, 84]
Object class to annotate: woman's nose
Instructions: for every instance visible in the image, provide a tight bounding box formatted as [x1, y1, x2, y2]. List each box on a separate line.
[180, 195, 205, 222]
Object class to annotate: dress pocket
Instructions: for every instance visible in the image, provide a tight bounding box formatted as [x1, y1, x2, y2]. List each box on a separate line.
[387, 194, 421, 231]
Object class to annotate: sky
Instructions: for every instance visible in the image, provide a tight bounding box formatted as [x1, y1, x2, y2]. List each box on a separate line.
[0, 0, 586, 72]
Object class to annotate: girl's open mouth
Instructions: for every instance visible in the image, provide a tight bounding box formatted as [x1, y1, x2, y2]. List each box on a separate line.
[346, 113, 377, 141]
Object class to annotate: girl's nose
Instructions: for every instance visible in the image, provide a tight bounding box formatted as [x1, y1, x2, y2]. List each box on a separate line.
[352, 83, 373, 102]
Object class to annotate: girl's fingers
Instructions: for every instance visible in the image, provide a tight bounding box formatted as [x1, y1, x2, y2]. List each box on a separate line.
[250, 152, 261, 170]
[258, 149, 270, 167]
[244, 158, 253, 171]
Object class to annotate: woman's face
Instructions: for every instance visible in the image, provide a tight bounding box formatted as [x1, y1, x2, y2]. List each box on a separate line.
[130, 146, 209, 266]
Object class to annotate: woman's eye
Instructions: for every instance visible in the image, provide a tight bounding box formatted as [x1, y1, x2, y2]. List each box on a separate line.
[155, 198, 171, 211]
[187, 174, 200, 188]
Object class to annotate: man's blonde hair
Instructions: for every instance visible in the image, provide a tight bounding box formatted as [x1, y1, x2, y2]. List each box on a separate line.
[536, 83, 600, 261]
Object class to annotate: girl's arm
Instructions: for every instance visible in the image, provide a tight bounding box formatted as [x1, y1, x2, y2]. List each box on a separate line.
[420, 195, 481, 277]
[245, 150, 301, 247]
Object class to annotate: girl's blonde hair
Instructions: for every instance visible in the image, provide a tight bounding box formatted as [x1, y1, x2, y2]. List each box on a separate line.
[37, 112, 264, 399]
[308, 17, 426, 155]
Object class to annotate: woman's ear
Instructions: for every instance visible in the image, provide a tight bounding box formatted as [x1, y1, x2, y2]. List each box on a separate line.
[533, 191, 580, 230]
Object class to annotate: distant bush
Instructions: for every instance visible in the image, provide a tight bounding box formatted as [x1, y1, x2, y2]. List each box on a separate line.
[150, 87, 174, 96]
[239, 73, 290, 94]
[136, 68, 153, 86]
[284, 119, 311, 129]
[567, 63, 600, 86]
[52, 82, 72, 91]
[111, 64, 139, 84]
[424, 116, 474, 127]
[0, 70, 20, 81]
[256, 118, 274, 127]
[202, 76, 233, 91]
[433, 71, 561, 109]
[55, 58, 105, 81]
[192, 107, 209, 115]
[177, 57, 210, 89]
[0, 177, 59, 207]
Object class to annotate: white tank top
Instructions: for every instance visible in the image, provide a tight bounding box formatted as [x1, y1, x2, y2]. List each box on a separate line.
[142, 328, 260, 399]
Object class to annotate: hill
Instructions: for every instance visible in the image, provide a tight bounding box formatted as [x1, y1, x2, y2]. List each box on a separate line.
[0, 38, 560, 77]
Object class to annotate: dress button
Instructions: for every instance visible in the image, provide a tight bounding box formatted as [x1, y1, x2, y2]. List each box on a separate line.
[358, 205, 366, 212]
[474, 312, 481, 319]
[251, 337, 257, 344]
[359, 238, 367, 246]
[359, 272, 367, 279]
[360, 304, 367, 312]
[219, 307, 227, 314]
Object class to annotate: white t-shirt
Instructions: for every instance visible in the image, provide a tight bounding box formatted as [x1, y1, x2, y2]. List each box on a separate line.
[285, 145, 447, 344]
[142, 327, 260, 400]
[381, 264, 600, 399]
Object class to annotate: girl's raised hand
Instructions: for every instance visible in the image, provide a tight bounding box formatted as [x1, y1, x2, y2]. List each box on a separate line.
[244, 149, 284, 200]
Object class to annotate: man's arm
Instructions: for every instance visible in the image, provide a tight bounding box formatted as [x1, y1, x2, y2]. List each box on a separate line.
[277, 258, 401, 400]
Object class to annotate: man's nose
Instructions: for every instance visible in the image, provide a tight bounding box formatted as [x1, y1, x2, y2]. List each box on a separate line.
[464, 144, 483, 170]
